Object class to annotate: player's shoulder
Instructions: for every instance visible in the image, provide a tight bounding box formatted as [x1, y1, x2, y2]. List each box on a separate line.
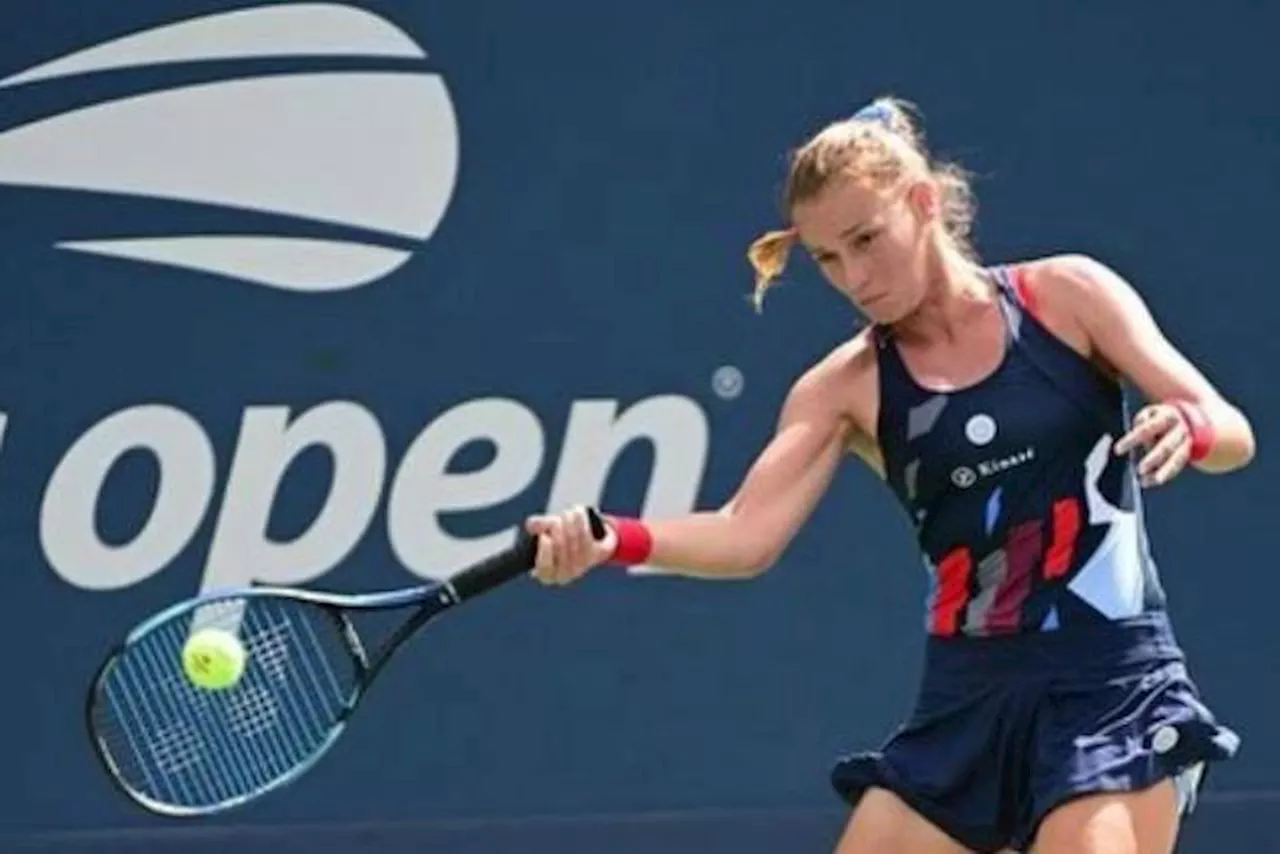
[772, 331, 881, 473]
[783, 328, 879, 421]
[797, 327, 878, 391]
[1008, 252, 1133, 308]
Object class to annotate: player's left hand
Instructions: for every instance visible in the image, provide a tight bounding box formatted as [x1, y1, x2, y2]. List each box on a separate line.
[1113, 403, 1191, 488]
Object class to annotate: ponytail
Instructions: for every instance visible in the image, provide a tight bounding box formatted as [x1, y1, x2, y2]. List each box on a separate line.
[746, 227, 796, 312]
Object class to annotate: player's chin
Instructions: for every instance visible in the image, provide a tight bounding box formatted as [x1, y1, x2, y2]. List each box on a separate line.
[857, 297, 905, 325]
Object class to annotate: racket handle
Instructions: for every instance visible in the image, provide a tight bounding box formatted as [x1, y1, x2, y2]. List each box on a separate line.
[449, 532, 539, 602]
[448, 511, 610, 602]
[585, 507, 608, 539]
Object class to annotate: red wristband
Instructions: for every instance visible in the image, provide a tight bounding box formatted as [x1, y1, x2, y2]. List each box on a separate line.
[1170, 400, 1215, 462]
[605, 515, 653, 565]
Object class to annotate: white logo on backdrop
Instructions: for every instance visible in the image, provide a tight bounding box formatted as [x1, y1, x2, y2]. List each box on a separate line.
[0, 3, 459, 292]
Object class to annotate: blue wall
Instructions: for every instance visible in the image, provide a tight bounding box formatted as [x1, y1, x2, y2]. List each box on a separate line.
[2, 1, 1276, 851]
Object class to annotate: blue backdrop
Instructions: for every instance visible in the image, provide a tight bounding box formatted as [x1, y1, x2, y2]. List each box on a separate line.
[2, 2, 1276, 851]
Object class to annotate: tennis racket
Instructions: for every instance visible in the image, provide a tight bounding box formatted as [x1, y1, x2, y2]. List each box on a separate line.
[85, 511, 606, 817]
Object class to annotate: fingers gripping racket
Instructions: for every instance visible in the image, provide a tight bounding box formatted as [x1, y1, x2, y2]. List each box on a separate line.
[85, 512, 607, 817]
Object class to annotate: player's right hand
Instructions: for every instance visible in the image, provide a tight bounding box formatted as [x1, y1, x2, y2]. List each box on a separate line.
[525, 505, 617, 586]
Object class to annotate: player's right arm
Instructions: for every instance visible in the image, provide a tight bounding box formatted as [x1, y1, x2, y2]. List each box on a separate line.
[526, 340, 876, 583]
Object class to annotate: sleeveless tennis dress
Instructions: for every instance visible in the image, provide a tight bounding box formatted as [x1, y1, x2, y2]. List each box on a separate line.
[829, 266, 1239, 852]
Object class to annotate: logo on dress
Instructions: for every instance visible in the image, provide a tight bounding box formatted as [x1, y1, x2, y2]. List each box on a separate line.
[950, 446, 1036, 489]
[965, 413, 997, 446]
[1152, 725, 1180, 754]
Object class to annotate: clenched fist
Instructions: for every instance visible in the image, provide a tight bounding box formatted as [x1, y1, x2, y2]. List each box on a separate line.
[525, 505, 617, 586]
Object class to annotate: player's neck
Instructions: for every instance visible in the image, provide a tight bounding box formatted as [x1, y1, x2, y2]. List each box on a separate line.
[893, 250, 991, 346]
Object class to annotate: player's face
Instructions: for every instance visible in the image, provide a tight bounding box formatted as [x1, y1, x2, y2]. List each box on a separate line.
[791, 175, 937, 324]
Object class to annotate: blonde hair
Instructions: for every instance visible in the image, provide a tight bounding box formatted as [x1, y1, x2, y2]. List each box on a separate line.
[746, 96, 976, 311]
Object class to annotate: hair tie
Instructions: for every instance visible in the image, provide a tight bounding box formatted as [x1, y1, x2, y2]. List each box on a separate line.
[853, 102, 894, 127]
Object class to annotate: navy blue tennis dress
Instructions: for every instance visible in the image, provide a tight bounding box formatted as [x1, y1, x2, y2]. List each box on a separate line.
[829, 265, 1239, 852]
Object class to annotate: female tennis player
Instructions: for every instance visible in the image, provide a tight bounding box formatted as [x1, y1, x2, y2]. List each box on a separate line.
[524, 96, 1254, 853]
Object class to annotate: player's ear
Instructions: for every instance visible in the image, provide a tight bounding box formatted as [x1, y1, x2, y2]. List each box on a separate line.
[905, 179, 940, 224]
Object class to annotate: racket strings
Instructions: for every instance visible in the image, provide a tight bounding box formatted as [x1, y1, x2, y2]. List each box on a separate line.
[91, 597, 359, 812]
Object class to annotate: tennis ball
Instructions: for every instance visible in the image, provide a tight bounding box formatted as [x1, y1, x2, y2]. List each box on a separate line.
[181, 628, 246, 690]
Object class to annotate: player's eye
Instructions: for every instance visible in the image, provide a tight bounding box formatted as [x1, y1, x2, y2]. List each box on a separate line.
[850, 231, 877, 250]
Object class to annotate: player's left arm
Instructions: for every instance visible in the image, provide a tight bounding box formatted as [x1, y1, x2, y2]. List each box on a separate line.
[1030, 254, 1256, 485]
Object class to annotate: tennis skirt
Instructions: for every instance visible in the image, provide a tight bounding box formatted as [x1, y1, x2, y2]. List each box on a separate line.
[830, 611, 1239, 852]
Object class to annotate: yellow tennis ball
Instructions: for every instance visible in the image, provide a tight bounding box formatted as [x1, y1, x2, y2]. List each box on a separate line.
[181, 628, 246, 690]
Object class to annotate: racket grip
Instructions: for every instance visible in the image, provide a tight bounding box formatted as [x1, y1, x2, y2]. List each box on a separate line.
[585, 507, 608, 539]
[448, 511, 611, 602]
[449, 531, 539, 602]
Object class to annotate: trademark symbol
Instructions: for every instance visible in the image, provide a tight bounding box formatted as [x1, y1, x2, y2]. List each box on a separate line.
[711, 366, 744, 400]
